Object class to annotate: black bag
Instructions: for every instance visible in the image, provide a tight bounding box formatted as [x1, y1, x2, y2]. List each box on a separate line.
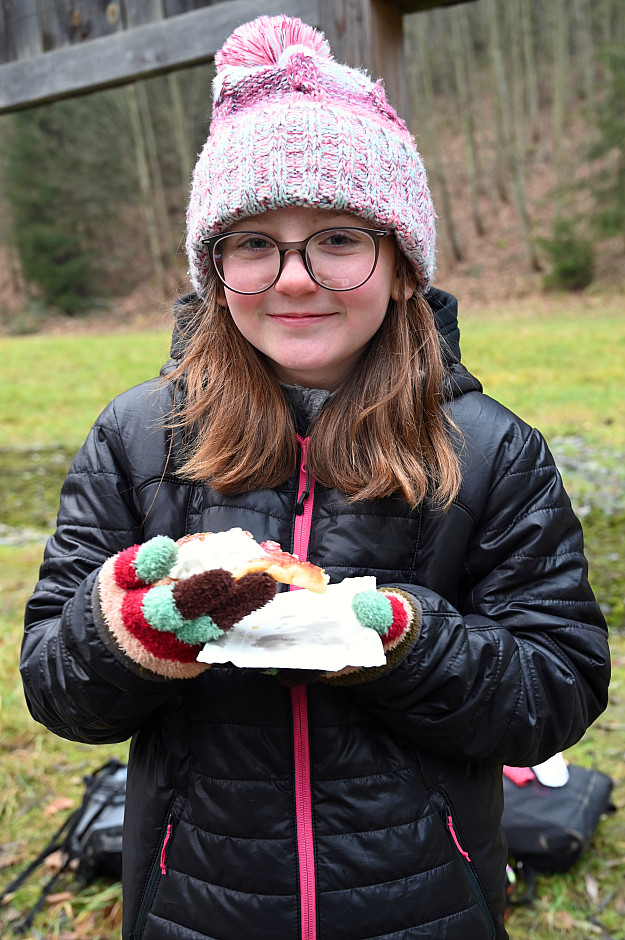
[502, 762, 615, 904]
[0, 759, 126, 934]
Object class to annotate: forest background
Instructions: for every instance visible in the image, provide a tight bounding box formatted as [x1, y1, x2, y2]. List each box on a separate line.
[0, 0, 624, 322]
[0, 0, 624, 938]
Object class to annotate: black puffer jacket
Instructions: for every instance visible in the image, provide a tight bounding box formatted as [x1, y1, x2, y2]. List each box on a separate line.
[22, 290, 610, 940]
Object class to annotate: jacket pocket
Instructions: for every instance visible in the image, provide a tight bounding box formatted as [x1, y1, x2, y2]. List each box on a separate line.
[430, 788, 496, 940]
[131, 796, 178, 940]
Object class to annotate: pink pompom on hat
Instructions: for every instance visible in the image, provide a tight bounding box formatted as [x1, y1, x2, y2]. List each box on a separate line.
[186, 15, 436, 295]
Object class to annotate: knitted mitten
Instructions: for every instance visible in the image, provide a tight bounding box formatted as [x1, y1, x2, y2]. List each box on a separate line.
[97, 535, 276, 679]
[352, 589, 417, 648]
[321, 587, 420, 685]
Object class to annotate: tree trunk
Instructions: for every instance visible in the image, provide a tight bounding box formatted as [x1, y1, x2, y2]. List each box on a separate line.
[486, 0, 510, 204]
[405, 17, 464, 263]
[520, 0, 540, 136]
[125, 84, 167, 293]
[450, 5, 485, 236]
[167, 72, 194, 192]
[553, 0, 568, 215]
[507, 0, 541, 270]
[134, 81, 176, 274]
[573, 0, 595, 104]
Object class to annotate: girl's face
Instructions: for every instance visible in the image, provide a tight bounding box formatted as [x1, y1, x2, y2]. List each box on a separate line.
[219, 207, 412, 390]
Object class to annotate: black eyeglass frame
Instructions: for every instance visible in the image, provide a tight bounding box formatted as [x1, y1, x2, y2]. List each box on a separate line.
[201, 227, 390, 295]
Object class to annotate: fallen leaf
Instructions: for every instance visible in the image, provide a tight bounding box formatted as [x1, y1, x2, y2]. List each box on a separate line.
[552, 910, 575, 930]
[0, 853, 19, 870]
[44, 796, 75, 817]
[585, 872, 600, 904]
[44, 849, 69, 871]
[46, 891, 73, 905]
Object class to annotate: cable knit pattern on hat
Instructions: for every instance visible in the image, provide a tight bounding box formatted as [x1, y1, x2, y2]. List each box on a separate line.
[186, 15, 436, 294]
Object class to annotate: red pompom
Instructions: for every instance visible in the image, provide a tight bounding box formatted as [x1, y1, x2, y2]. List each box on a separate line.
[114, 545, 143, 589]
[121, 588, 200, 663]
[382, 594, 409, 646]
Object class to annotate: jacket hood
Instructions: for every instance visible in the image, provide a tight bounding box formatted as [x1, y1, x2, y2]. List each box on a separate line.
[165, 287, 481, 398]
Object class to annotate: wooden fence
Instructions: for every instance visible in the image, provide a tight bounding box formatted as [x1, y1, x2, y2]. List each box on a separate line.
[0, 0, 474, 114]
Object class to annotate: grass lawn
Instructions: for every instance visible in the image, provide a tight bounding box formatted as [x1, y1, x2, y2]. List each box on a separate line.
[1, 297, 623, 938]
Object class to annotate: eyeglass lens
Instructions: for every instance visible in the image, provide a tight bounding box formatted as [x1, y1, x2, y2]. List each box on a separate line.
[212, 229, 379, 294]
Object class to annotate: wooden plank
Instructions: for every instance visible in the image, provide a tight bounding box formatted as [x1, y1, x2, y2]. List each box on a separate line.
[8, 0, 42, 59]
[392, 0, 476, 9]
[40, 0, 123, 52]
[0, 0, 316, 113]
[164, 0, 217, 14]
[125, 0, 165, 28]
[0, 0, 17, 63]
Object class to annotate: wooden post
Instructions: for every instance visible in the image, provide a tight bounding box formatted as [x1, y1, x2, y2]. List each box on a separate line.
[316, 0, 407, 114]
[6, 0, 43, 60]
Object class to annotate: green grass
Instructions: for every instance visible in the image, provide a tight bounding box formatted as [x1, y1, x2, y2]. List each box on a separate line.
[460, 298, 625, 449]
[1, 299, 624, 938]
[0, 327, 171, 449]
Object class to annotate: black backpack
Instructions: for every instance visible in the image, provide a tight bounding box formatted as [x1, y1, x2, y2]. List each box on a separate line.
[0, 759, 126, 934]
[502, 762, 616, 903]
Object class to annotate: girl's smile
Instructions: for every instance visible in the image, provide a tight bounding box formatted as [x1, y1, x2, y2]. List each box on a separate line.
[220, 207, 411, 391]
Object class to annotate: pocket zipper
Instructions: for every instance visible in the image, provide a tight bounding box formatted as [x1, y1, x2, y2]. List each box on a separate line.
[436, 796, 496, 940]
[132, 811, 174, 940]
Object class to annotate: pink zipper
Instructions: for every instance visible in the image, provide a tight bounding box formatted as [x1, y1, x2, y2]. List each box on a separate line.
[290, 436, 317, 939]
[447, 815, 471, 862]
[160, 823, 172, 875]
[292, 686, 317, 940]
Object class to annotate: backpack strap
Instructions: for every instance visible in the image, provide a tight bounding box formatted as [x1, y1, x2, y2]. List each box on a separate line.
[0, 759, 125, 933]
[0, 809, 78, 933]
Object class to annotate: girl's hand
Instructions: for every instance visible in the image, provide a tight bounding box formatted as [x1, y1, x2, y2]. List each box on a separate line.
[352, 589, 418, 649]
[96, 536, 276, 679]
[317, 588, 421, 685]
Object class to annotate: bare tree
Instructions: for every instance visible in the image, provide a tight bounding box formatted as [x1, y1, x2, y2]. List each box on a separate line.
[552, 0, 569, 214]
[167, 73, 195, 194]
[507, 0, 541, 270]
[125, 84, 167, 293]
[450, 5, 485, 236]
[520, 0, 540, 136]
[485, 0, 510, 204]
[405, 16, 464, 263]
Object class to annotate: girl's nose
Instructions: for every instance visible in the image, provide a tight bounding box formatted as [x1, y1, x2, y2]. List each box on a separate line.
[274, 249, 319, 295]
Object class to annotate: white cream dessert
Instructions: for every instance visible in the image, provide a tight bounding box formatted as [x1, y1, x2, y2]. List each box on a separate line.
[168, 528, 329, 594]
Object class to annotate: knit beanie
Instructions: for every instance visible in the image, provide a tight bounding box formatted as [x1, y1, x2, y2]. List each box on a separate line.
[186, 15, 436, 295]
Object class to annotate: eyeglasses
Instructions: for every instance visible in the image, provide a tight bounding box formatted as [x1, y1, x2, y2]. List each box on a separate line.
[201, 227, 390, 294]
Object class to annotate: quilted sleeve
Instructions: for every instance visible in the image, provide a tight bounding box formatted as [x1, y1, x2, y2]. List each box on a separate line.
[351, 418, 610, 767]
[21, 383, 188, 744]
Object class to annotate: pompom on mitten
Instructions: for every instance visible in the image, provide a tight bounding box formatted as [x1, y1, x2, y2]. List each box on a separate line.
[97, 536, 276, 679]
[321, 588, 420, 685]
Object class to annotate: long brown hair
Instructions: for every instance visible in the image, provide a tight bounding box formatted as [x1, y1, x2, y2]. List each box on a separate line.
[165, 257, 461, 509]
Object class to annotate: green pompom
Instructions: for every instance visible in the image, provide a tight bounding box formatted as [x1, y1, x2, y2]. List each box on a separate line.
[142, 585, 184, 633]
[135, 536, 178, 584]
[175, 615, 223, 646]
[352, 591, 393, 635]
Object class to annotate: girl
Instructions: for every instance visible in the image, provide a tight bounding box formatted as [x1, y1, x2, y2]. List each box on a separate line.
[22, 15, 609, 940]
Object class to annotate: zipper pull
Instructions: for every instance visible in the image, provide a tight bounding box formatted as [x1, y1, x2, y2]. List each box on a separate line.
[294, 468, 312, 515]
[160, 821, 172, 875]
[447, 815, 471, 862]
